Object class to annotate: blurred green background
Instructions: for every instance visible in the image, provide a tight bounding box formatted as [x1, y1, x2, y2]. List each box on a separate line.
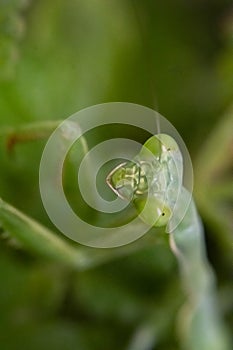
[0, 1, 232, 349]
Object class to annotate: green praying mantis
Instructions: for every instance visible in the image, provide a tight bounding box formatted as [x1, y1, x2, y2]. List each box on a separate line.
[0, 121, 231, 350]
[106, 134, 230, 350]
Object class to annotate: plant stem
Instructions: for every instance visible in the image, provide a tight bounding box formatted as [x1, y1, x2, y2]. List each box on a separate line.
[0, 197, 162, 269]
[194, 107, 233, 262]
[0, 120, 88, 155]
[169, 190, 231, 350]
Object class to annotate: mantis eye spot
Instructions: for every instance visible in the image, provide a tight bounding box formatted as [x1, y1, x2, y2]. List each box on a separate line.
[162, 212, 165, 216]
[167, 148, 171, 151]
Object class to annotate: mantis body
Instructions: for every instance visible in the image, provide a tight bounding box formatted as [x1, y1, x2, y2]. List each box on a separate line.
[107, 134, 230, 350]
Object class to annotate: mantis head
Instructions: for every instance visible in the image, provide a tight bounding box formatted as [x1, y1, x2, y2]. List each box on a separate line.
[106, 134, 180, 227]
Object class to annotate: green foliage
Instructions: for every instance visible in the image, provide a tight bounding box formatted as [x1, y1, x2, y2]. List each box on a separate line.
[0, 1, 232, 349]
[0, 0, 30, 79]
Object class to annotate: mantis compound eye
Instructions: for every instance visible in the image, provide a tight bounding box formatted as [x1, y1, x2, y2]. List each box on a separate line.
[156, 134, 179, 152]
[139, 133, 179, 159]
[134, 196, 172, 227]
